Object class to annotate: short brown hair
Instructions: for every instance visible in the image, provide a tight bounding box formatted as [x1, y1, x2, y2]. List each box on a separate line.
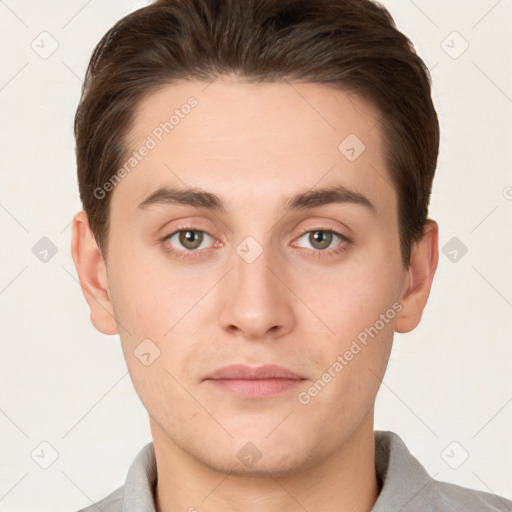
[75, 0, 439, 265]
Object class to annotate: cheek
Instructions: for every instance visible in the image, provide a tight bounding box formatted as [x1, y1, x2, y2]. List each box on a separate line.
[107, 253, 220, 393]
[298, 310, 395, 429]
[299, 252, 401, 404]
[308, 260, 402, 339]
[107, 245, 209, 338]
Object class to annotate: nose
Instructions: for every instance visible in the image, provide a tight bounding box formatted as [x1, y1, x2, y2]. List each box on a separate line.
[217, 241, 296, 341]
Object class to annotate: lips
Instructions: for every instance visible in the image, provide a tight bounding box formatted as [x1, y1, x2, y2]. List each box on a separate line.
[204, 364, 305, 381]
[203, 364, 306, 399]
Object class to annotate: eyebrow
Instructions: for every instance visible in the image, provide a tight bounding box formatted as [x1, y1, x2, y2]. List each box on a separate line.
[136, 184, 376, 215]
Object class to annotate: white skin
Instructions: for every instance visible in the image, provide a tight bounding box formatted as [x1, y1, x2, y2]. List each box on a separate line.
[71, 76, 438, 512]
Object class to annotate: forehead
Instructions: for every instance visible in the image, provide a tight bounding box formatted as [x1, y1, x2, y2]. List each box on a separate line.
[112, 77, 395, 220]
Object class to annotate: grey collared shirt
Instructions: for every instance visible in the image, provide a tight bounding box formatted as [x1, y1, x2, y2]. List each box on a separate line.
[76, 430, 512, 511]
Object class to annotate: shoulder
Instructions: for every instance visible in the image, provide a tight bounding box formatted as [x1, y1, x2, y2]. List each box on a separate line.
[431, 479, 512, 512]
[75, 485, 124, 512]
[72, 441, 156, 511]
[374, 430, 512, 512]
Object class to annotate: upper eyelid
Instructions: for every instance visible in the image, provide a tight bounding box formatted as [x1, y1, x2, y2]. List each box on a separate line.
[296, 226, 345, 237]
[292, 228, 348, 249]
[162, 228, 214, 245]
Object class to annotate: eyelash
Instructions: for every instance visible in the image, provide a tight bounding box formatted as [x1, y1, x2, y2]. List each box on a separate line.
[294, 226, 351, 259]
[158, 224, 352, 260]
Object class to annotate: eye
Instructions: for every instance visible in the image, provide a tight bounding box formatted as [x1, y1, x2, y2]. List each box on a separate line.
[162, 228, 215, 256]
[293, 229, 349, 255]
[159, 226, 350, 260]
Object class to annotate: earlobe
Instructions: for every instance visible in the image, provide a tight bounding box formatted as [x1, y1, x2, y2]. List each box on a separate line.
[70, 211, 118, 335]
[395, 220, 439, 333]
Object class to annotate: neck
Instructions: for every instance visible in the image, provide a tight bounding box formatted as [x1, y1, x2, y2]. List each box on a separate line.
[152, 412, 380, 512]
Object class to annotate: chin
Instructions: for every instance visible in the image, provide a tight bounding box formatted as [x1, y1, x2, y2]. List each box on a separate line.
[186, 429, 325, 478]
[200, 448, 310, 478]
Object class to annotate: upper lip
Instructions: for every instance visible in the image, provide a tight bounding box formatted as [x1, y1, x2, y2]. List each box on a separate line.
[204, 364, 305, 381]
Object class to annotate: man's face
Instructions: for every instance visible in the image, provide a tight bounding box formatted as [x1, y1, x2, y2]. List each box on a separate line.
[102, 77, 408, 474]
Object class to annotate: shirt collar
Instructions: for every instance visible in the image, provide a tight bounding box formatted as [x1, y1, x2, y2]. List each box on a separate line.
[122, 441, 158, 512]
[372, 430, 436, 511]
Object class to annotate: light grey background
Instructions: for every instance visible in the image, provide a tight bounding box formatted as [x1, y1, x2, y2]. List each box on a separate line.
[0, 0, 511, 510]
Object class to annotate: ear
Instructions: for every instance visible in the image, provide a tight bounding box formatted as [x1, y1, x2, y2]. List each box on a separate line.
[70, 210, 118, 335]
[395, 220, 439, 333]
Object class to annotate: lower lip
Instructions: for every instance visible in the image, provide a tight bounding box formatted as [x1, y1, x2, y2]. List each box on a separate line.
[206, 378, 305, 399]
